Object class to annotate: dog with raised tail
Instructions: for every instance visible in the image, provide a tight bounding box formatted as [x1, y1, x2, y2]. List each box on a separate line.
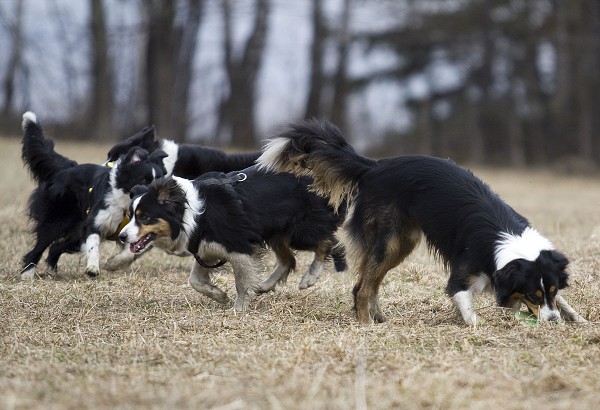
[257, 119, 587, 325]
[118, 167, 345, 310]
[20, 112, 167, 279]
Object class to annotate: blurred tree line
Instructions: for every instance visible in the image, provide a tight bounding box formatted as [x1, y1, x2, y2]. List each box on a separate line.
[0, 0, 599, 166]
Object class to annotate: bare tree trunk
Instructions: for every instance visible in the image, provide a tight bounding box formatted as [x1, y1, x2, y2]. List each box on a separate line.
[304, 0, 325, 119]
[218, 0, 270, 148]
[330, 0, 351, 131]
[89, 0, 114, 140]
[172, 0, 203, 141]
[2, 0, 25, 116]
[144, 0, 177, 139]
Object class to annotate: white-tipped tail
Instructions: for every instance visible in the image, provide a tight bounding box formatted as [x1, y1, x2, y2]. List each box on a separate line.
[22, 111, 37, 130]
[494, 227, 555, 270]
[257, 137, 292, 172]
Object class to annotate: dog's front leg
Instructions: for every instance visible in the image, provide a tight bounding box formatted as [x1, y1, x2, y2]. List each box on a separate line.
[188, 261, 231, 304]
[229, 254, 261, 311]
[556, 294, 587, 323]
[83, 233, 101, 277]
[452, 291, 478, 326]
[105, 246, 137, 271]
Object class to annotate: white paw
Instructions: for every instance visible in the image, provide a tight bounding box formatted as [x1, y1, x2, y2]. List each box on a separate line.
[20, 265, 36, 280]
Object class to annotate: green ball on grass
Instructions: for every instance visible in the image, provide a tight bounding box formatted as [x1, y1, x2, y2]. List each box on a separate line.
[515, 310, 539, 326]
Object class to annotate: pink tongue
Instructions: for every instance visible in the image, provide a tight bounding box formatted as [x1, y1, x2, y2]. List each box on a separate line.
[130, 243, 136, 253]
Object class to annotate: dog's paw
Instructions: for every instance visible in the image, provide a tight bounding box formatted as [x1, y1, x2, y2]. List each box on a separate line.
[104, 254, 134, 271]
[85, 266, 100, 277]
[256, 281, 276, 294]
[373, 313, 387, 323]
[20, 265, 37, 280]
[298, 272, 319, 289]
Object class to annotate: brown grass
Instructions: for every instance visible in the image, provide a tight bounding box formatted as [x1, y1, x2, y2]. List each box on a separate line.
[1, 136, 600, 409]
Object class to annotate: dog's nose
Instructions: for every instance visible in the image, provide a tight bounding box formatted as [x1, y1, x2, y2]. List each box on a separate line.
[118, 232, 127, 243]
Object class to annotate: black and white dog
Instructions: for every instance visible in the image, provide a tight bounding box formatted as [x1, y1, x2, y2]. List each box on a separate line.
[105, 126, 260, 179]
[103, 125, 346, 288]
[20, 112, 167, 279]
[258, 119, 587, 325]
[118, 167, 344, 310]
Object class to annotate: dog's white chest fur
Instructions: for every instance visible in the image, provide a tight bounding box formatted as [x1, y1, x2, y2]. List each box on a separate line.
[94, 187, 129, 236]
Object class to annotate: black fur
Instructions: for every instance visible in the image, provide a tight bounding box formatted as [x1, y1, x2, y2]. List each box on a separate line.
[20, 112, 167, 278]
[119, 166, 344, 308]
[106, 126, 260, 179]
[259, 119, 585, 324]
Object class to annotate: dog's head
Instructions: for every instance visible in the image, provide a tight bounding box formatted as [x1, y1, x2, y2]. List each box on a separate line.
[113, 147, 167, 193]
[118, 177, 203, 254]
[494, 249, 569, 321]
[106, 126, 160, 164]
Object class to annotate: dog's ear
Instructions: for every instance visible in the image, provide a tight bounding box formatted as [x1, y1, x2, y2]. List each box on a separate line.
[106, 126, 156, 162]
[130, 184, 149, 199]
[539, 250, 570, 289]
[129, 147, 150, 164]
[148, 149, 169, 165]
[494, 260, 527, 307]
[156, 180, 176, 204]
[547, 250, 569, 271]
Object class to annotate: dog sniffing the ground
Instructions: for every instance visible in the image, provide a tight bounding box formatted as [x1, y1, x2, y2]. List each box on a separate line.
[118, 167, 345, 309]
[257, 119, 587, 325]
[20, 112, 166, 279]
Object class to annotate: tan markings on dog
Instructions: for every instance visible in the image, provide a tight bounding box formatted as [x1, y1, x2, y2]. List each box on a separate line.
[139, 219, 171, 239]
[278, 151, 356, 212]
[522, 298, 541, 318]
[157, 184, 172, 203]
[535, 290, 543, 299]
[549, 285, 556, 294]
[507, 292, 524, 310]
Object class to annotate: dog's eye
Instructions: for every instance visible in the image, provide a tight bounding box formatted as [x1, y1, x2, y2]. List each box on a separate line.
[526, 292, 543, 304]
[137, 214, 150, 223]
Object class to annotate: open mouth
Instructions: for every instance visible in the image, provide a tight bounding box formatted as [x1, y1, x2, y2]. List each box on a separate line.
[130, 233, 156, 254]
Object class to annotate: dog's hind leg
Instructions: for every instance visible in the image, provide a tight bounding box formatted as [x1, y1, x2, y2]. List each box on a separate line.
[299, 241, 331, 289]
[257, 241, 295, 293]
[188, 261, 231, 305]
[21, 236, 55, 279]
[47, 237, 81, 271]
[229, 254, 261, 311]
[556, 294, 587, 323]
[353, 227, 420, 324]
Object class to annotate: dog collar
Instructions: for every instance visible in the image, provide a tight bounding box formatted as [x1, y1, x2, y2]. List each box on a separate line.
[106, 214, 130, 241]
[86, 187, 93, 215]
[193, 254, 226, 269]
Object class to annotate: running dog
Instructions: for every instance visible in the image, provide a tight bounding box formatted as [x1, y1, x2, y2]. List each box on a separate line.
[118, 167, 344, 309]
[20, 112, 166, 279]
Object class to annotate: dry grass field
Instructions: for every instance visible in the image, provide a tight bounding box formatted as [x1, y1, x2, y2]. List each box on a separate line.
[1, 135, 600, 409]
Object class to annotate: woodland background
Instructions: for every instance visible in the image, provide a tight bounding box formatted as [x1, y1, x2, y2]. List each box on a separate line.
[0, 0, 599, 166]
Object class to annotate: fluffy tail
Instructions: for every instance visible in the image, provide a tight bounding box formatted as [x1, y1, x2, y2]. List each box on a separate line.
[21, 111, 76, 183]
[258, 119, 376, 210]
